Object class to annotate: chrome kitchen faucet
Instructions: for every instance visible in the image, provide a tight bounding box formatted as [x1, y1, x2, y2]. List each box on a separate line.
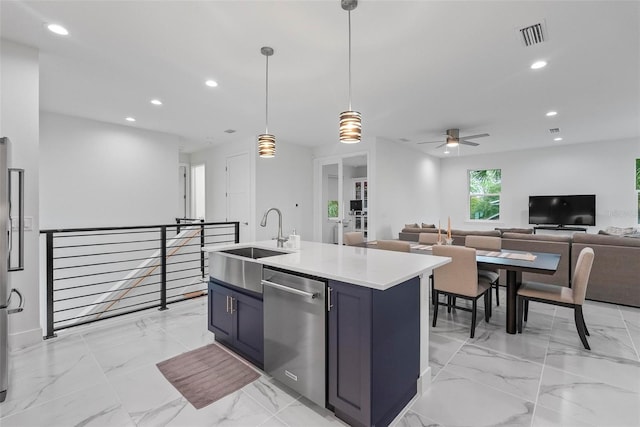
[260, 208, 288, 248]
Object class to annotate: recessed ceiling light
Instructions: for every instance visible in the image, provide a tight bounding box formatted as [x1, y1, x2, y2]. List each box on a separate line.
[531, 60, 547, 70]
[125, 117, 136, 122]
[205, 80, 218, 88]
[546, 111, 558, 117]
[150, 99, 162, 106]
[47, 23, 69, 36]
[554, 137, 563, 141]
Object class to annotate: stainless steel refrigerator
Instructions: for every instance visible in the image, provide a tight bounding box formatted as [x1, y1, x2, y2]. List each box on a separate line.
[0, 137, 24, 403]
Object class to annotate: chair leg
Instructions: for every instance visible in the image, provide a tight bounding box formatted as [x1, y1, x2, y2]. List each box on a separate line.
[430, 275, 437, 307]
[484, 293, 490, 323]
[432, 290, 439, 327]
[470, 299, 477, 338]
[581, 310, 590, 336]
[517, 296, 524, 333]
[574, 305, 591, 350]
[447, 296, 452, 313]
[523, 299, 529, 322]
[494, 282, 500, 306]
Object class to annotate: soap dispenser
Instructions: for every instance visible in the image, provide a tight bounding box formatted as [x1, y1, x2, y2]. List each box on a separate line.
[289, 229, 300, 249]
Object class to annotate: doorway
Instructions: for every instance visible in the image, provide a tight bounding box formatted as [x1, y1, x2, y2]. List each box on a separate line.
[191, 163, 206, 219]
[316, 153, 369, 245]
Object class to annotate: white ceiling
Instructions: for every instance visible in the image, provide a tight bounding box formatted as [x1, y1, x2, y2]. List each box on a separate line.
[1, 1, 638, 157]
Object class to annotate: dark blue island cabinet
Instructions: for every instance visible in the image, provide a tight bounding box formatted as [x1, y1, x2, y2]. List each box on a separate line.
[208, 279, 264, 369]
[328, 276, 420, 427]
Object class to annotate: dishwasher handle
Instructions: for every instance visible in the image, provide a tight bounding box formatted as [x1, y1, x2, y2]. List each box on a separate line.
[262, 280, 317, 299]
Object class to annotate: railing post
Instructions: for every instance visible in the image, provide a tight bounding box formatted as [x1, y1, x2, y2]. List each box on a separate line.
[159, 226, 168, 311]
[176, 218, 181, 235]
[44, 231, 57, 339]
[234, 221, 240, 243]
[200, 219, 205, 279]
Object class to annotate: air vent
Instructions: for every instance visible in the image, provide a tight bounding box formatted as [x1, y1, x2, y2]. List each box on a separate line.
[519, 23, 545, 46]
[549, 128, 560, 134]
[224, 129, 236, 134]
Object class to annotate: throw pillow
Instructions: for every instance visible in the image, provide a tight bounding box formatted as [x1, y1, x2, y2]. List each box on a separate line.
[405, 223, 419, 229]
[603, 226, 636, 236]
[421, 223, 435, 228]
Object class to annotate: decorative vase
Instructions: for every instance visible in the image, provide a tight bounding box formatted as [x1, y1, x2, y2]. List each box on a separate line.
[445, 238, 454, 245]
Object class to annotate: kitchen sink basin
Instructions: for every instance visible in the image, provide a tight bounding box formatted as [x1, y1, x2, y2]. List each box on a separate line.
[210, 246, 287, 294]
[220, 247, 287, 259]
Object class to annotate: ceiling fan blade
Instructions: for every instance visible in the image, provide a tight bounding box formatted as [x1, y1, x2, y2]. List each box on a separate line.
[435, 142, 446, 148]
[460, 140, 480, 146]
[417, 140, 443, 144]
[460, 133, 489, 140]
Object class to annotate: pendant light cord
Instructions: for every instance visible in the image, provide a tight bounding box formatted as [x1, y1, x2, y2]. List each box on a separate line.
[348, 10, 352, 111]
[265, 54, 269, 133]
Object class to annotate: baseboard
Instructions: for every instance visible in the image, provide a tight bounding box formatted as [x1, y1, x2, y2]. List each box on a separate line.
[9, 327, 43, 351]
[417, 365, 432, 394]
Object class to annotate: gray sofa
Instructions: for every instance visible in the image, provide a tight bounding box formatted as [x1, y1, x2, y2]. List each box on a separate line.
[571, 233, 640, 307]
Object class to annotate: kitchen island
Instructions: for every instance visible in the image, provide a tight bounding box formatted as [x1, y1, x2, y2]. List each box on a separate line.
[203, 240, 450, 427]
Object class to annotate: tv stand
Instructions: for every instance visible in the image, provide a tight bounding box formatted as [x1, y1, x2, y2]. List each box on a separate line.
[533, 225, 587, 234]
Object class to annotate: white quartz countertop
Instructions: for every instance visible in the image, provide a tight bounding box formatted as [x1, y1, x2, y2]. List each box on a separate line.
[203, 240, 450, 290]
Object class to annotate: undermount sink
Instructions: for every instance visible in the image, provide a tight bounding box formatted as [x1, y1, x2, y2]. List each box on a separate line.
[210, 246, 287, 295]
[220, 247, 287, 259]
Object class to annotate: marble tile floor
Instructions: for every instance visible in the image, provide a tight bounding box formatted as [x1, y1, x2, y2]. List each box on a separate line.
[1, 292, 638, 427]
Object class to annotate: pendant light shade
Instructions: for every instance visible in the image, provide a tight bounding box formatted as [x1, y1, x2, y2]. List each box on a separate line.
[339, 0, 361, 144]
[339, 110, 361, 143]
[258, 46, 275, 158]
[258, 133, 275, 158]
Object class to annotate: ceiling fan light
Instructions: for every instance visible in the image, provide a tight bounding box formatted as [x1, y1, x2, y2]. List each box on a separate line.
[446, 140, 459, 148]
[339, 110, 361, 143]
[258, 133, 276, 158]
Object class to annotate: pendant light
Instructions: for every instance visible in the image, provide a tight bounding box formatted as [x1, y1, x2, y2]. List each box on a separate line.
[258, 46, 276, 158]
[339, 0, 361, 144]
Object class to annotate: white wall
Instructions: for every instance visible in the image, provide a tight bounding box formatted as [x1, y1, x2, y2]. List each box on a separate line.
[255, 142, 314, 241]
[374, 139, 441, 239]
[0, 40, 42, 347]
[440, 138, 640, 232]
[190, 138, 313, 242]
[40, 112, 181, 228]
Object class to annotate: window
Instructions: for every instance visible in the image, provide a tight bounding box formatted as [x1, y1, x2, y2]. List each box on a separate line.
[469, 169, 501, 220]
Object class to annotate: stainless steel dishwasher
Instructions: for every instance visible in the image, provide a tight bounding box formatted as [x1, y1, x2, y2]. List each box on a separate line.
[262, 267, 326, 408]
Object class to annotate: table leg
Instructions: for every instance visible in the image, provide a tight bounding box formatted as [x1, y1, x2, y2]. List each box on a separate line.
[506, 270, 522, 334]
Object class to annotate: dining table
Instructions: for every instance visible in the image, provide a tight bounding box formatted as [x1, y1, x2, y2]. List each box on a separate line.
[364, 241, 561, 334]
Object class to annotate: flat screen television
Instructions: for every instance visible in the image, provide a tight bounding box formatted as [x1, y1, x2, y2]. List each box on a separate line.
[528, 195, 596, 226]
[350, 199, 363, 211]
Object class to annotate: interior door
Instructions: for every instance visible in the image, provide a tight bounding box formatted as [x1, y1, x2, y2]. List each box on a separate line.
[226, 153, 250, 243]
[178, 164, 187, 219]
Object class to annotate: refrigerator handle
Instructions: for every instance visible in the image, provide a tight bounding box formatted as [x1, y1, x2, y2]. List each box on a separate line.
[7, 289, 24, 314]
[8, 168, 24, 272]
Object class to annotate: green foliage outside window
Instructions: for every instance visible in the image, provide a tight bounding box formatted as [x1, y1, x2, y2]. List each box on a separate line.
[469, 169, 501, 220]
[328, 200, 339, 218]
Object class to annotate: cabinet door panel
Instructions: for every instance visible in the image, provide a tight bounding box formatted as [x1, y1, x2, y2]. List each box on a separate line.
[233, 292, 264, 366]
[208, 281, 233, 342]
[328, 280, 371, 426]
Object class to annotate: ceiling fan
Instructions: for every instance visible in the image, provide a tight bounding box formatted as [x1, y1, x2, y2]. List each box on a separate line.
[417, 128, 489, 148]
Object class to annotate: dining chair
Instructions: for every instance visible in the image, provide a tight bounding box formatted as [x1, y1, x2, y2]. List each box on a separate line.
[419, 233, 442, 306]
[418, 232, 440, 245]
[465, 235, 502, 306]
[517, 247, 595, 350]
[344, 231, 365, 246]
[432, 245, 492, 338]
[376, 240, 411, 252]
